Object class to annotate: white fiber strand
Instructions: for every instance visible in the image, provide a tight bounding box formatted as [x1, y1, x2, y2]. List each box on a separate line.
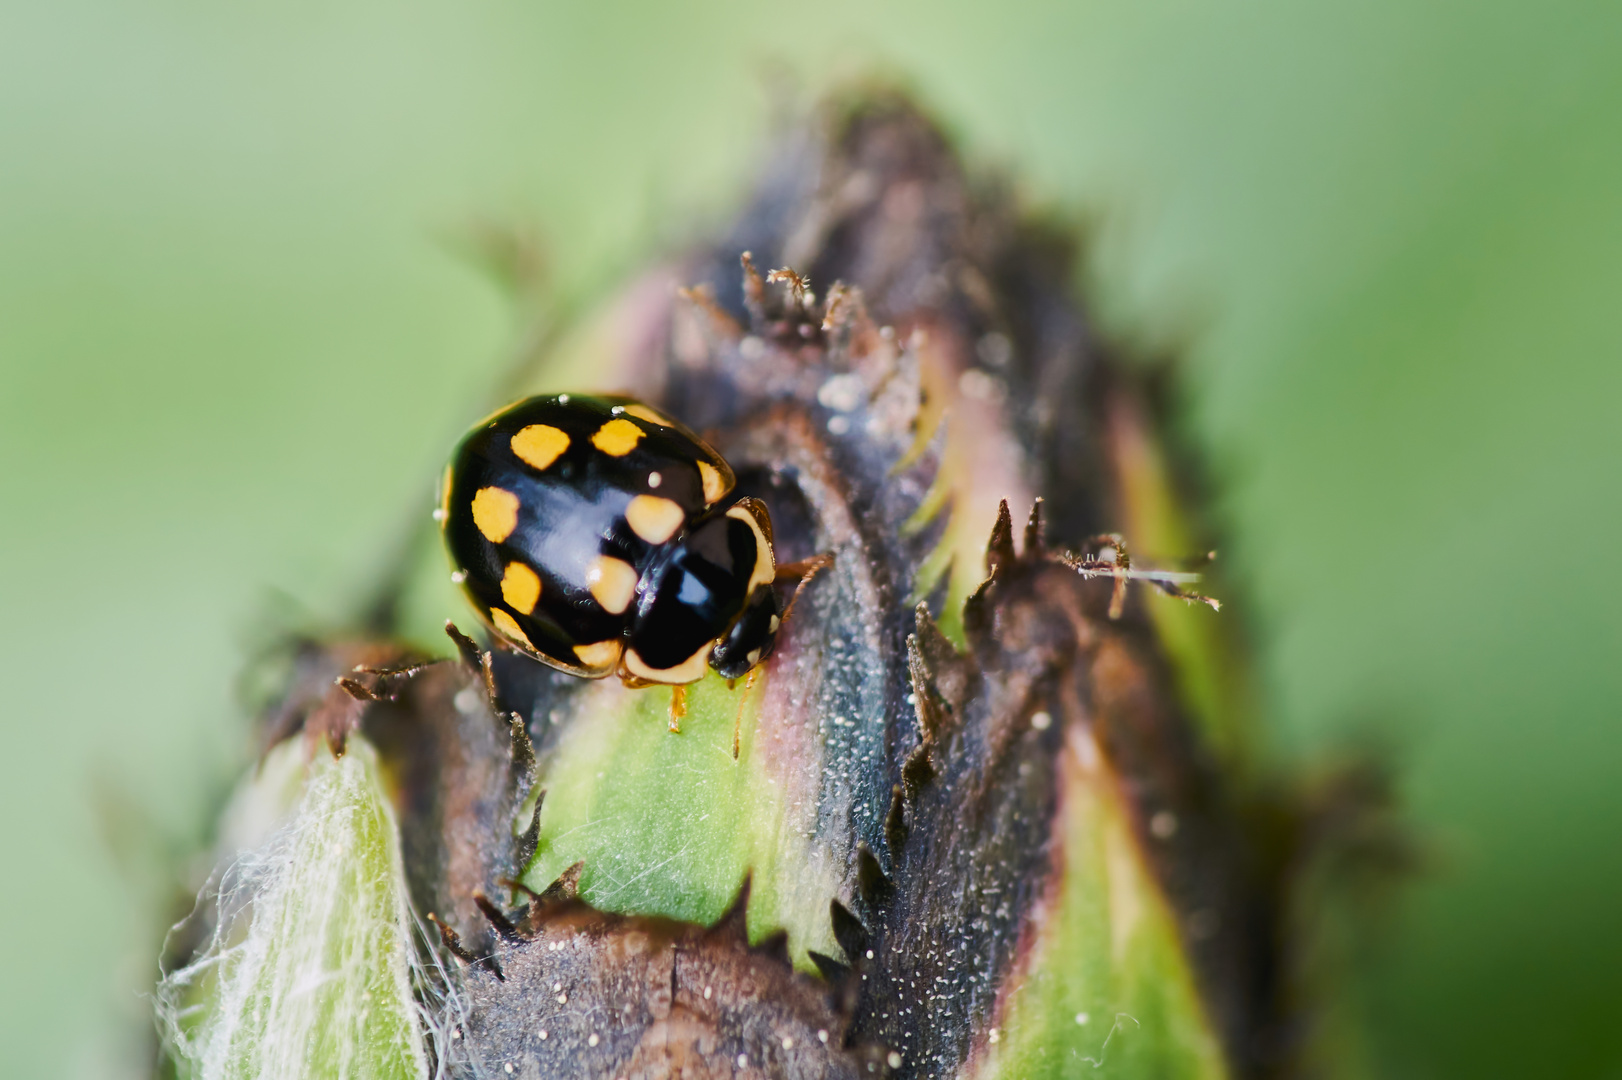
[156, 737, 443, 1080]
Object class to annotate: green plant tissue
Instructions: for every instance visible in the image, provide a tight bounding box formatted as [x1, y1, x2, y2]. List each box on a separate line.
[156, 736, 435, 1080]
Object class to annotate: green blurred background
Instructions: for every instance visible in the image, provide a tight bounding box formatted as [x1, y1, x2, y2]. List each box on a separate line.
[2, 1, 1618, 1076]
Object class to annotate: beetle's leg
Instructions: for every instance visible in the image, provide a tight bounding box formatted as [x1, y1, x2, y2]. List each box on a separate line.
[669, 684, 688, 734]
[775, 551, 835, 625]
[774, 552, 835, 582]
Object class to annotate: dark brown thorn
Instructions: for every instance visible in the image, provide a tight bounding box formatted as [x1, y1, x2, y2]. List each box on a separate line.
[512, 791, 545, 875]
[495, 876, 545, 937]
[444, 621, 484, 672]
[904, 637, 927, 729]
[808, 950, 852, 986]
[912, 601, 951, 659]
[473, 892, 525, 942]
[740, 251, 767, 326]
[506, 712, 536, 785]
[427, 912, 474, 961]
[537, 860, 585, 904]
[754, 929, 791, 966]
[913, 603, 967, 711]
[669, 684, 687, 734]
[856, 845, 895, 907]
[901, 742, 936, 801]
[961, 577, 996, 646]
[335, 676, 390, 702]
[829, 899, 869, 964]
[1023, 497, 1045, 556]
[906, 634, 953, 744]
[480, 650, 510, 719]
[985, 499, 1016, 577]
[712, 874, 753, 941]
[427, 913, 503, 980]
[884, 784, 909, 855]
[498, 876, 540, 903]
[816, 946, 863, 1019]
[502, 863, 583, 939]
[300, 682, 368, 760]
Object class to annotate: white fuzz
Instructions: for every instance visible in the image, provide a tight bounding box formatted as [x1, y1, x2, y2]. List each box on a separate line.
[157, 736, 455, 1079]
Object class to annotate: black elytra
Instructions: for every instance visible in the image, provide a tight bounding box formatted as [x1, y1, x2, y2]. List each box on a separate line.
[439, 393, 784, 686]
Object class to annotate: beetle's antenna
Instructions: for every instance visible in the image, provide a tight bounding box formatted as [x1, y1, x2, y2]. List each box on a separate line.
[732, 667, 759, 760]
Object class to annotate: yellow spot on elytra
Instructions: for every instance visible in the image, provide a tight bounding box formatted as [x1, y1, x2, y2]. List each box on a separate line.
[489, 607, 534, 650]
[625, 495, 685, 544]
[591, 418, 644, 457]
[500, 561, 542, 615]
[511, 424, 570, 470]
[623, 403, 671, 427]
[471, 486, 520, 543]
[623, 643, 711, 685]
[698, 460, 727, 505]
[586, 555, 638, 614]
[573, 639, 623, 672]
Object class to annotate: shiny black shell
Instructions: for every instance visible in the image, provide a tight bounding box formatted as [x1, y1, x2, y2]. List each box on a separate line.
[439, 393, 780, 684]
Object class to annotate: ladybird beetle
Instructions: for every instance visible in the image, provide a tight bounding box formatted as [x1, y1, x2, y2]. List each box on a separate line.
[438, 393, 793, 690]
